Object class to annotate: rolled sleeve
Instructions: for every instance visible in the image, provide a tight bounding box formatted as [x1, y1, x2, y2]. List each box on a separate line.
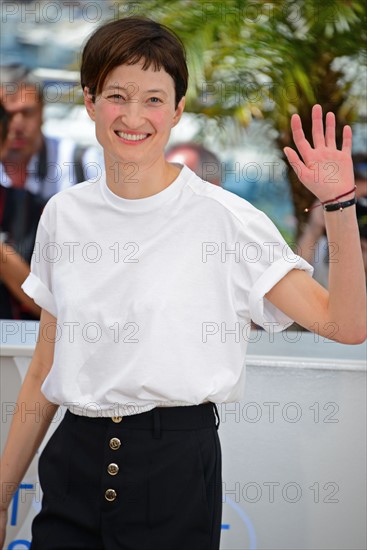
[249, 255, 314, 331]
[20, 205, 58, 318]
[21, 272, 57, 318]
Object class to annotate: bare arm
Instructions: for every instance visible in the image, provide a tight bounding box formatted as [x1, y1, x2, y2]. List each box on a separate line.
[266, 105, 366, 344]
[0, 309, 58, 547]
[0, 242, 41, 318]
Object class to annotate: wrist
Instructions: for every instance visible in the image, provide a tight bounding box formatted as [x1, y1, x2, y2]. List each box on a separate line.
[323, 197, 356, 212]
[0, 476, 18, 511]
[321, 185, 356, 205]
[333, 192, 355, 202]
[305, 186, 357, 214]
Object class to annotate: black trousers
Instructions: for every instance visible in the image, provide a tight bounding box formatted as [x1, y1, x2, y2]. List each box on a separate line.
[30, 403, 222, 550]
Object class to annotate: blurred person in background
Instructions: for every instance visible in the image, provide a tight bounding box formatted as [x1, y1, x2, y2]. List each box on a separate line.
[166, 142, 221, 185]
[0, 101, 41, 317]
[0, 102, 10, 145]
[0, 64, 96, 319]
[298, 154, 367, 284]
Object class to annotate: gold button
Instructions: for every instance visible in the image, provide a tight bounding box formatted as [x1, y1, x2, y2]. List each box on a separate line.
[105, 488, 117, 502]
[107, 463, 119, 476]
[111, 416, 122, 423]
[109, 437, 121, 450]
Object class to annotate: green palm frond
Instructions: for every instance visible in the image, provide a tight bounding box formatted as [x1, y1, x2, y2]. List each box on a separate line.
[114, 0, 366, 225]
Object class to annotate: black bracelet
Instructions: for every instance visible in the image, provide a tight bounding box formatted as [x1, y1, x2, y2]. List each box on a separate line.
[323, 197, 356, 212]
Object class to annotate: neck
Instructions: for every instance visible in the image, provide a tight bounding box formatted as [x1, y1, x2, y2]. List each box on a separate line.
[104, 156, 181, 199]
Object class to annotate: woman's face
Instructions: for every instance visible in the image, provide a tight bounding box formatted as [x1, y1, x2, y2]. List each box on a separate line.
[84, 62, 185, 172]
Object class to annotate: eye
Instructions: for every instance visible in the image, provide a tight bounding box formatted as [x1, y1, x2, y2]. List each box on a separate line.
[106, 94, 126, 103]
[148, 97, 163, 104]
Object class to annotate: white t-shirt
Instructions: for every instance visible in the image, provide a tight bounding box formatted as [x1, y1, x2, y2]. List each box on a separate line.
[22, 165, 313, 417]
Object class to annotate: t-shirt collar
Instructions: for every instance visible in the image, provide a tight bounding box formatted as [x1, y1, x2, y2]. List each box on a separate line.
[100, 163, 190, 212]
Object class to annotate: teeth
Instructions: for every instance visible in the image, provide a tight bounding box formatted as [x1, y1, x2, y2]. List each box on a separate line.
[116, 132, 148, 141]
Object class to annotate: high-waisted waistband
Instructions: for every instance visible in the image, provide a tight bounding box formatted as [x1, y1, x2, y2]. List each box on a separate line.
[66, 402, 220, 437]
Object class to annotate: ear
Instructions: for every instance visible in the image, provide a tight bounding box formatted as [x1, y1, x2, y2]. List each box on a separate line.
[172, 96, 186, 128]
[83, 87, 96, 121]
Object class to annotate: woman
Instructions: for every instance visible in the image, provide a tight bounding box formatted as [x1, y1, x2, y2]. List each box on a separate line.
[0, 16, 365, 550]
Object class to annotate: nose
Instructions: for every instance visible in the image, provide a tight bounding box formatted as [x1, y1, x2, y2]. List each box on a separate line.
[9, 112, 24, 131]
[119, 101, 144, 129]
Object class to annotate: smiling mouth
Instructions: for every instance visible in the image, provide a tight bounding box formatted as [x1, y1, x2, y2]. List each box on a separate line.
[115, 131, 150, 141]
[10, 137, 27, 147]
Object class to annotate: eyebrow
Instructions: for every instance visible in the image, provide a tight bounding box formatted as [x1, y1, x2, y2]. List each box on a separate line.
[104, 85, 168, 96]
[146, 89, 168, 96]
[104, 85, 129, 91]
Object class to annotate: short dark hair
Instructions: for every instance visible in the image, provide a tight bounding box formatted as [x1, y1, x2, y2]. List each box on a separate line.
[0, 64, 44, 103]
[80, 16, 188, 108]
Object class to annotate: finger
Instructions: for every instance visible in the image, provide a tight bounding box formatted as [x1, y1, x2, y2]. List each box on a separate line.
[311, 104, 325, 149]
[341, 124, 352, 155]
[290, 114, 313, 163]
[284, 146, 308, 182]
[325, 111, 336, 148]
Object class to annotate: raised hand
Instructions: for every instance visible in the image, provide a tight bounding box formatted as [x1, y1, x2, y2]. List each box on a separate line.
[284, 104, 355, 203]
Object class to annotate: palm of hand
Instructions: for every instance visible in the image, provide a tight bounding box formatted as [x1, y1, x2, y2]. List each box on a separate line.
[284, 104, 354, 203]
